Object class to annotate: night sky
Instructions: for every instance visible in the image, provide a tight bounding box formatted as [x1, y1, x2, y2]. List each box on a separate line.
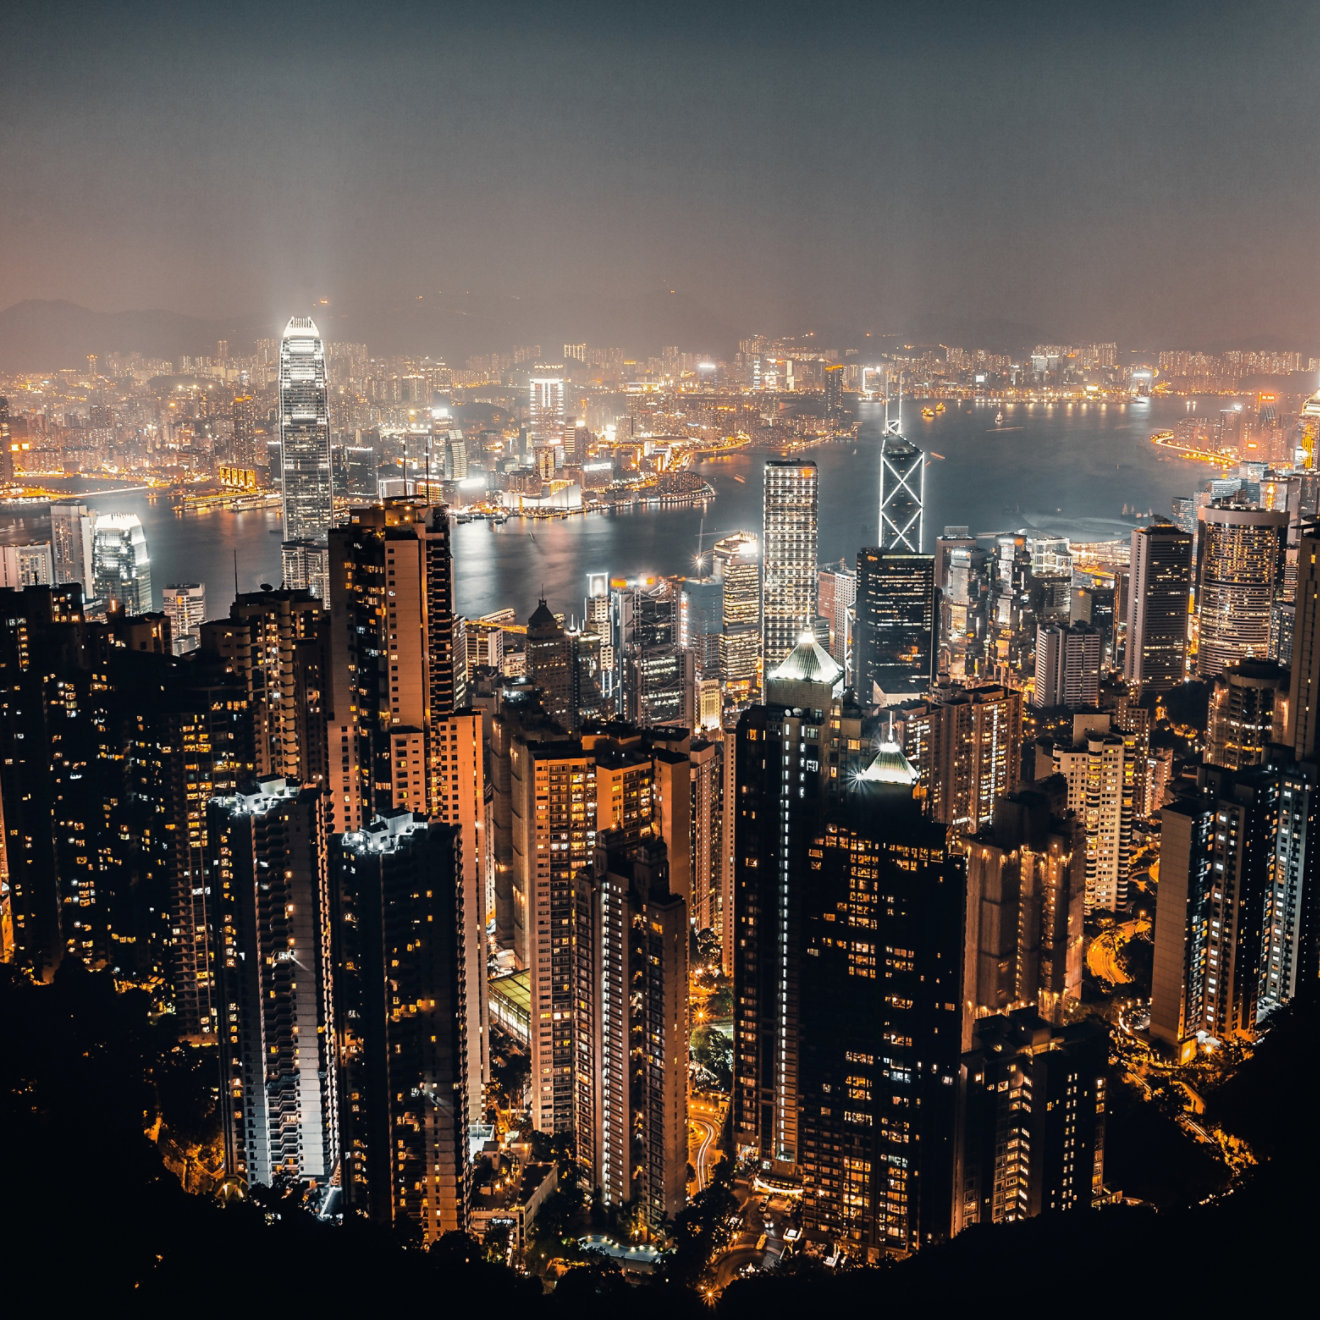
[3, 0, 1319, 346]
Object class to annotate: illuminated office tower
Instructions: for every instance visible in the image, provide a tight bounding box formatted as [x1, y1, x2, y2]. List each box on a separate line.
[853, 547, 937, 704]
[200, 589, 328, 786]
[732, 636, 852, 1170]
[762, 461, 818, 673]
[1195, 503, 1286, 677]
[0, 542, 53, 588]
[574, 836, 688, 1231]
[162, 583, 206, 655]
[50, 500, 96, 590]
[878, 433, 925, 552]
[231, 394, 258, 469]
[1123, 521, 1192, 694]
[208, 781, 337, 1191]
[1033, 621, 1101, 710]
[681, 574, 723, 678]
[711, 532, 761, 700]
[1205, 660, 1288, 769]
[796, 741, 964, 1257]
[335, 816, 471, 1242]
[0, 396, 9, 484]
[585, 572, 615, 695]
[279, 317, 333, 597]
[891, 684, 1022, 835]
[92, 513, 153, 613]
[528, 374, 565, 446]
[526, 599, 575, 729]
[615, 578, 694, 727]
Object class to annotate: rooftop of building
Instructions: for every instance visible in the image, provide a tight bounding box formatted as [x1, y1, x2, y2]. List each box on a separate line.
[767, 631, 844, 687]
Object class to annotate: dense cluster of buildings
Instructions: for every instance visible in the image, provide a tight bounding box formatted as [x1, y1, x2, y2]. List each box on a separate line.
[3, 319, 1320, 1268]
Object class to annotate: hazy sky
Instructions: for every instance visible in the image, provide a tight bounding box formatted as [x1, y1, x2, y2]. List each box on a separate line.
[3, 0, 1320, 345]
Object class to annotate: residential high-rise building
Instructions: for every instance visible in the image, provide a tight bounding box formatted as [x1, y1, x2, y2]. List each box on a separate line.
[1195, 503, 1286, 676]
[279, 317, 333, 598]
[964, 787, 1085, 1024]
[711, 532, 761, 701]
[335, 816, 472, 1242]
[1287, 522, 1320, 760]
[0, 542, 53, 589]
[762, 460, 818, 673]
[1033, 621, 1101, 710]
[50, 500, 96, 591]
[326, 498, 467, 834]
[1152, 766, 1278, 1056]
[325, 498, 485, 1117]
[574, 836, 688, 1231]
[878, 433, 925, 552]
[957, 1012, 1107, 1231]
[1206, 660, 1289, 769]
[891, 683, 1022, 835]
[200, 589, 328, 787]
[208, 780, 338, 1192]
[1046, 716, 1134, 913]
[525, 599, 575, 730]
[231, 394, 258, 470]
[1124, 521, 1192, 694]
[92, 513, 153, 614]
[162, 583, 206, 656]
[853, 547, 937, 704]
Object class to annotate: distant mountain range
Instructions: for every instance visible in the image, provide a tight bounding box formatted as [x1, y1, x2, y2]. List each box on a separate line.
[7, 295, 1282, 372]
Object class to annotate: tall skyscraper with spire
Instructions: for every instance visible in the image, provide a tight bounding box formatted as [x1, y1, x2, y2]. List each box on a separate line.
[279, 316, 333, 598]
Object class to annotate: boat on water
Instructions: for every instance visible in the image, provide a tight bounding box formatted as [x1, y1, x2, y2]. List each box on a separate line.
[994, 409, 1005, 425]
[921, 406, 935, 419]
[935, 402, 946, 413]
[733, 474, 746, 483]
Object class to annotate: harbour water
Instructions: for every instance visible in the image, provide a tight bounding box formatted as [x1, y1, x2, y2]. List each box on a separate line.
[5, 398, 1206, 623]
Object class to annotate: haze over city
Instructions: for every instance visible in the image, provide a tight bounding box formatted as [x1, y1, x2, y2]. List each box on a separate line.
[4, 0, 1320, 351]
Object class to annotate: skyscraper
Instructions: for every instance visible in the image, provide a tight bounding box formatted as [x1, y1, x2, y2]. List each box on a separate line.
[1205, 660, 1288, 770]
[574, 835, 688, 1231]
[335, 815, 472, 1242]
[878, 433, 925, 553]
[1033, 621, 1101, 710]
[279, 317, 333, 597]
[891, 683, 1022, 835]
[712, 532, 761, 701]
[796, 743, 965, 1258]
[208, 781, 338, 1192]
[1195, 503, 1286, 677]
[92, 513, 153, 614]
[528, 374, 565, 447]
[1124, 521, 1192, 694]
[853, 547, 937, 704]
[1287, 522, 1320, 760]
[762, 460, 819, 674]
[162, 583, 206, 656]
[49, 500, 96, 591]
